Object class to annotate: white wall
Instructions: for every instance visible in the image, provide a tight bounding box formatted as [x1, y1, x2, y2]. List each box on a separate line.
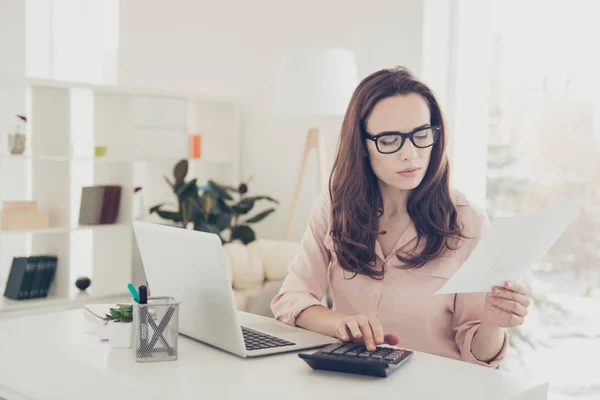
[118, 0, 428, 240]
[0, 0, 26, 77]
[447, 0, 492, 208]
[421, 0, 453, 113]
[23, 0, 119, 84]
[0, 0, 28, 287]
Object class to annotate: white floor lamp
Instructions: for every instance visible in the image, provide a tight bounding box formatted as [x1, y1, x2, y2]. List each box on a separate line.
[271, 48, 358, 240]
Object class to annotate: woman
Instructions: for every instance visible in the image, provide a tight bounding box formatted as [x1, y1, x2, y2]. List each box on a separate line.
[270, 66, 531, 368]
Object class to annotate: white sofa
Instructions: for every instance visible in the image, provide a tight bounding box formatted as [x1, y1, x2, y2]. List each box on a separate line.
[222, 239, 300, 316]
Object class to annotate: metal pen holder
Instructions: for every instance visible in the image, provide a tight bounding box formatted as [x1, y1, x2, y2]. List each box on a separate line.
[133, 296, 181, 362]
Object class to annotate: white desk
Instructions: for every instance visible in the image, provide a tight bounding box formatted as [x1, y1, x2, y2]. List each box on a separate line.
[0, 310, 548, 400]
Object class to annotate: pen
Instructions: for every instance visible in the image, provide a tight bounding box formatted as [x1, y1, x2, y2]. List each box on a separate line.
[128, 283, 139, 303]
[138, 285, 148, 357]
[139, 285, 147, 304]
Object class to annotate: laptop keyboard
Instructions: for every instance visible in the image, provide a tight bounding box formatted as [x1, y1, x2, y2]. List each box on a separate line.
[241, 326, 296, 351]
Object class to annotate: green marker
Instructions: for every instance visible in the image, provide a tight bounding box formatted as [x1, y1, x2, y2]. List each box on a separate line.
[127, 283, 139, 303]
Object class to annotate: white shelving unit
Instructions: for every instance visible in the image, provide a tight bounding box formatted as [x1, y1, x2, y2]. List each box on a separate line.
[0, 77, 242, 312]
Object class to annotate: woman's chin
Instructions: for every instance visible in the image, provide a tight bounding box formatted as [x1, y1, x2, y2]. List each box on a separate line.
[382, 175, 424, 191]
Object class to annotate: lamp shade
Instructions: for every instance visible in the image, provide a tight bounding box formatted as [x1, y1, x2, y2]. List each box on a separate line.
[271, 48, 358, 118]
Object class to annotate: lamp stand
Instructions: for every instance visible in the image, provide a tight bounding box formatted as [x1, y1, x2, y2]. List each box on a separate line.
[284, 127, 328, 240]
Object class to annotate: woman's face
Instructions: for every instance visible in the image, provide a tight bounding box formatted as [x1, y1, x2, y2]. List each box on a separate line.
[364, 94, 434, 192]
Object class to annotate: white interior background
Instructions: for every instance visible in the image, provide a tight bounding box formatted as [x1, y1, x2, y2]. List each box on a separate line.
[2, 1, 599, 398]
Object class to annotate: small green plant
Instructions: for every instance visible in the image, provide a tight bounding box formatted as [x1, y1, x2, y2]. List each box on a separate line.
[149, 159, 279, 244]
[105, 305, 133, 323]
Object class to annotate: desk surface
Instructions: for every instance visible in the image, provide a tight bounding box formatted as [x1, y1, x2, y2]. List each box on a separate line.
[0, 310, 548, 400]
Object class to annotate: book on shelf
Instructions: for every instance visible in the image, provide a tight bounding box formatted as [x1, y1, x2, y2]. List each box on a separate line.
[3, 255, 58, 300]
[78, 185, 122, 225]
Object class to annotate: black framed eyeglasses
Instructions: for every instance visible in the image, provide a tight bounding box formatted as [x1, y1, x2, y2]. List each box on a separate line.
[363, 125, 441, 154]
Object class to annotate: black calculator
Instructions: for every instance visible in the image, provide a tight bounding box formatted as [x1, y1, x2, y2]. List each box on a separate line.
[299, 342, 413, 378]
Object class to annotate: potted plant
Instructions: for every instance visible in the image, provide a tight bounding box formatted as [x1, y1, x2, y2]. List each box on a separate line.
[149, 159, 279, 244]
[105, 305, 133, 348]
[8, 114, 27, 155]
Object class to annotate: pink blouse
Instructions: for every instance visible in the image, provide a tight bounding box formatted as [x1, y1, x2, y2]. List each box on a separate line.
[271, 189, 508, 368]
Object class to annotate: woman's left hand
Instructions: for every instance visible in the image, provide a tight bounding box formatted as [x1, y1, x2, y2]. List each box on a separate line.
[484, 280, 531, 328]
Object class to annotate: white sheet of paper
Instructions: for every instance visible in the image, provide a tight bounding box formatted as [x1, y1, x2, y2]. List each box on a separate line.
[84, 326, 110, 342]
[436, 198, 583, 295]
[84, 303, 116, 322]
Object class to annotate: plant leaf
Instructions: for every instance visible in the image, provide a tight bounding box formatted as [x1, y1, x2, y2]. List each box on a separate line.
[230, 225, 256, 244]
[176, 178, 198, 198]
[149, 206, 183, 223]
[208, 180, 233, 201]
[224, 185, 240, 193]
[186, 196, 206, 223]
[231, 198, 255, 215]
[244, 208, 276, 224]
[192, 210, 207, 227]
[173, 159, 188, 184]
[201, 191, 215, 213]
[193, 220, 213, 234]
[240, 195, 279, 204]
[204, 224, 223, 236]
[208, 209, 231, 231]
[164, 177, 175, 190]
[173, 180, 185, 194]
[188, 194, 205, 212]
[158, 210, 183, 222]
[193, 220, 224, 238]
[180, 201, 192, 225]
[106, 305, 133, 322]
[149, 204, 166, 213]
[216, 197, 231, 213]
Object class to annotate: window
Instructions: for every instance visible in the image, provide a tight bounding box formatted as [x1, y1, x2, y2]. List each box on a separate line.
[452, 1, 599, 397]
[487, 1, 600, 293]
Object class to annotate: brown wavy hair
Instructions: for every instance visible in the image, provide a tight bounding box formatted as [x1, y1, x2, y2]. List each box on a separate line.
[329, 66, 465, 279]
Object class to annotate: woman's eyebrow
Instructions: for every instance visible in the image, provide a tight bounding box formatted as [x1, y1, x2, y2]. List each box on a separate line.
[377, 124, 431, 135]
[409, 124, 431, 133]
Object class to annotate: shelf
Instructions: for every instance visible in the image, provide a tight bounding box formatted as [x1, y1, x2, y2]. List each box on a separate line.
[0, 73, 242, 102]
[0, 154, 72, 162]
[0, 154, 234, 165]
[133, 157, 233, 165]
[0, 223, 131, 235]
[1, 76, 241, 311]
[0, 291, 130, 313]
[0, 294, 70, 312]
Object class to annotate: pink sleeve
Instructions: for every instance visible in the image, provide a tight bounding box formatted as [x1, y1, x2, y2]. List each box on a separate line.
[270, 190, 331, 326]
[453, 293, 509, 368]
[452, 202, 509, 368]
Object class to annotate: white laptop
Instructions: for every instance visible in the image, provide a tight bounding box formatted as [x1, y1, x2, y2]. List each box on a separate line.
[132, 221, 337, 358]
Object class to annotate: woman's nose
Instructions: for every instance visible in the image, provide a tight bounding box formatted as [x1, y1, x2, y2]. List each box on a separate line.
[398, 139, 418, 161]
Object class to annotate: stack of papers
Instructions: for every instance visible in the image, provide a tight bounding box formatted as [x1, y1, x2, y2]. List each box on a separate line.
[437, 198, 583, 294]
[84, 326, 110, 342]
[83, 304, 115, 342]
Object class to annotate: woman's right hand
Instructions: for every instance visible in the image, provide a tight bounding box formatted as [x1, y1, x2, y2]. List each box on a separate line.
[336, 314, 400, 352]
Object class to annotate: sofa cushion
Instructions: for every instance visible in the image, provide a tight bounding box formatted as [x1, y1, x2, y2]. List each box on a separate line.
[234, 284, 266, 312]
[222, 249, 234, 285]
[224, 240, 264, 290]
[246, 280, 284, 318]
[258, 239, 299, 281]
[233, 290, 247, 311]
